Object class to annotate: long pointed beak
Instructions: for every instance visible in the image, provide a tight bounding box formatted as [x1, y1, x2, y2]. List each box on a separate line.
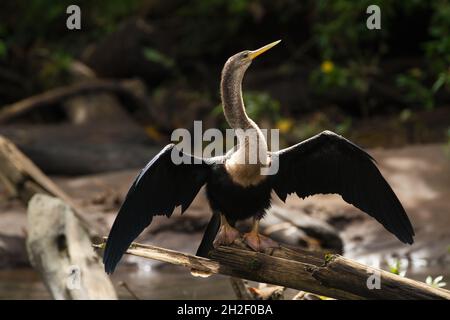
[248, 40, 281, 60]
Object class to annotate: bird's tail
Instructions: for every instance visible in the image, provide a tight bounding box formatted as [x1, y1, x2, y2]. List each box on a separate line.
[196, 211, 221, 257]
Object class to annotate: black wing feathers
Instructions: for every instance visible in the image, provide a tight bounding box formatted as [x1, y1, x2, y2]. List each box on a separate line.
[271, 131, 414, 244]
[103, 144, 210, 273]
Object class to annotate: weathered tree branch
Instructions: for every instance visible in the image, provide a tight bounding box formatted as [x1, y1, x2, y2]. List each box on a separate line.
[94, 239, 450, 300]
[0, 78, 148, 123]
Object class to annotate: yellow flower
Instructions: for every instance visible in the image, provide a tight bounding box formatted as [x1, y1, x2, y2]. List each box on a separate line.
[321, 60, 334, 74]
[276, 118, 294, 133]
[144, 125, 163, 141]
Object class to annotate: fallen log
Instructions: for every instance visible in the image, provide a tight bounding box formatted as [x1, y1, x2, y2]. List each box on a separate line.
[0, 123, 158, 175]
[94, 239, 450, 300]
[27, 194, 117, 299]
[0, 135, 105, 236]
[0, 78, 148, 123]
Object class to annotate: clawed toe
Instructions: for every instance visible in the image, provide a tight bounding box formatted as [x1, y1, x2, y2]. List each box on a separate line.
[213, 225, 240, 247]
[243, 232, 279, 252]
[212, 215, 279, 251]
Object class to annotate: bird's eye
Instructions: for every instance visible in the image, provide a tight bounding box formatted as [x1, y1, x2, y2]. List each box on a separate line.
[243, 52, 249, 58]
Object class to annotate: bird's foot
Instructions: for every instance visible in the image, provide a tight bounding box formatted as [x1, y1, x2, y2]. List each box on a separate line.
[213, 224, 240, 247]
[243, 232, 279, 252]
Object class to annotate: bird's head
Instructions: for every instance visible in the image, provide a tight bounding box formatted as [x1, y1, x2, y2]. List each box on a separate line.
[223, 40, 281, 76]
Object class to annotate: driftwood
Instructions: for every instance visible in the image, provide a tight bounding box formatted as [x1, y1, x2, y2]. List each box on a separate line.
[229, 277, 286, 300]
[27, 194, 117, 300]
[247, 284, 286, 300]
[229, 278, 254, 300]
[0, 78, 148, 123]
[94, 239, 450, 300]
[0, 135, 104, 236]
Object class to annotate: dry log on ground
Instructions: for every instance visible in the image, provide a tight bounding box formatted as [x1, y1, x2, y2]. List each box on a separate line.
[94, 239, 450, 300]
[0, 121, 160, 175]
[61, 61, 137, 125]
[63, 93, 131, 125]
[0, 78, 149, 123]
[27, 194, 117, 300]
[0, 124, 158, 175]
[19, 141, 158, 175]
[0, 135, 105, 236]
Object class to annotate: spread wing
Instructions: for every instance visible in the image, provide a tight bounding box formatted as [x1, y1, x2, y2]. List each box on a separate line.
[103, 144, 211, 273]
[270, 131, 414, 244]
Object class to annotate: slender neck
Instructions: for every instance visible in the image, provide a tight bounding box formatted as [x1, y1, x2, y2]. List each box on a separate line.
[220, 65, 252, 129]
[220, 62, 268, 165]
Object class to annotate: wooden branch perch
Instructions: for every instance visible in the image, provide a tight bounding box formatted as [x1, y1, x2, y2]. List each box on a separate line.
[94, 239, 450, 300]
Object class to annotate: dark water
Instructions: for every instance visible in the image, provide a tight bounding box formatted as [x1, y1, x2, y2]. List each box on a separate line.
[0, 266, 235, 300]
[0, 259, 448, 300]
[110, 265, 235, 300]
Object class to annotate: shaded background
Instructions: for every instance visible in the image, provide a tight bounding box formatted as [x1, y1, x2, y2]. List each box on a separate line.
[0, 0, 449, 299]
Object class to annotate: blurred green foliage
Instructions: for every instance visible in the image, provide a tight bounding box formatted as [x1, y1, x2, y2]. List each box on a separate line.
[425, 0, 450, 74]
[388, 259, 407, 277]
[172, 0, 260, 57]
[310, 60, 370, 96]
[291, 112, 352, 142]
[0, 40, 6, 59]
[243, 92, 281, 123]
[7, 0, 140, 40]
[0, 0, 142, 89]
[143, 48, 175, 69]
[310, 0, 449, 112]
[313, 0, 390, 59]
[396, 69, 434, 110]
[212, 91, 281, 128]
[0, 0, 449, 118]
[38, 51, 73, 87]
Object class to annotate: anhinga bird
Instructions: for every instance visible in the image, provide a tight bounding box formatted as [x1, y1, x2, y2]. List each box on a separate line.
[103, 40, 414, 274]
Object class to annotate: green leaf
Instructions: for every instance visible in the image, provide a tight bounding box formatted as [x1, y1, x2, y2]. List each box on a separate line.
[432, 73, 448, 93]
[0, 40, 6, 58]
[143, 48, 175, 69]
